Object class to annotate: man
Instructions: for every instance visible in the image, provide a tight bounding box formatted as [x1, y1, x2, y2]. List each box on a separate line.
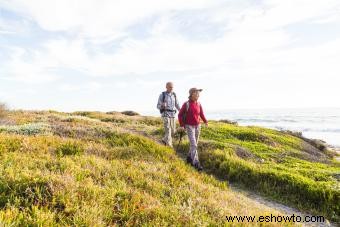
[157, 82, 181, 148]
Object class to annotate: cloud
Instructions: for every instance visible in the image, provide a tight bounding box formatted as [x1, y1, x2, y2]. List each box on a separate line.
[239, 0, 340, 30]
[0, 46, 60, 84]
[0, 14, 28, 34]
[0, 0, 224, 38]
[59, 82, 102, 92]
[1, 0, 340, 110]
[2, 0, 339, 77]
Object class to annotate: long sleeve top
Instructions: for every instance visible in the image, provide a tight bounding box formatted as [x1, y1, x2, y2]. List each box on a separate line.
[178, 100, 208, 127]
[157, 92, 181, 118]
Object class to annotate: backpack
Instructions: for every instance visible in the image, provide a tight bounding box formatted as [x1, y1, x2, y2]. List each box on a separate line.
[160, 92, 177, 114]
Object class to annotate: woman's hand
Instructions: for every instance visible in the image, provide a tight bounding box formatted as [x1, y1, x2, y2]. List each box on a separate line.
[204, 122, 208, 127]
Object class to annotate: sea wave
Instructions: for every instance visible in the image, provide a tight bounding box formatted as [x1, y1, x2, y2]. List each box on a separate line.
[208, 108, 340, 147]
[273, 127, 340, 133]
[235, 118, 298, 123]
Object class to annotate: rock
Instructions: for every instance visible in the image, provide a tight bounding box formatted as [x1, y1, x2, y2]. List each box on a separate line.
[282, 130, 328, 152]
[219, 119, 238, 125]
[235, 146, 254, 159]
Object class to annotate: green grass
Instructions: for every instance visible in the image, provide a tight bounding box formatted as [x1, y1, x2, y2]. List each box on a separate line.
[0, 136, 279, 226]
[197, 122, 339, 221]
[56, 141, 85, 156]
[0, 110, 339, 225]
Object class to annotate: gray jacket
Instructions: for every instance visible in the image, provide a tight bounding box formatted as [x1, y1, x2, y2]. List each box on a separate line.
[157, 92, 181, 118]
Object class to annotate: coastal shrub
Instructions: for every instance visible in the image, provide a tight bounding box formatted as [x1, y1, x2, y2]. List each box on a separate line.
[106, 111, 120, 115]
[104, 131, 173, 162]
[101, 117, 127, 123]
[193, 123, 340, 221]
[56, 141, 84, 156]
[121, 110, 140, 116]
[0, 123, 50, 135]
[1, 109, 339, 224]
[202, 125, 275, 145]
[199, 147, 340, 221]
[151, 127, 164, 136]
[72, 111, 105, 120]
[50, 123, 98, 139]
[0, 178, 53, 208]
[0, 136, 22, 153]
[60, 115, 99, 123]
[138, 117, 163, 126]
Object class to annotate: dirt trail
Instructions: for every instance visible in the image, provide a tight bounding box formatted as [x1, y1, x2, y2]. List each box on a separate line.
[229, 185, 334, 227]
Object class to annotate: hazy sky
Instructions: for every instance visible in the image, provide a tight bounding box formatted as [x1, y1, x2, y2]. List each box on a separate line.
[0, 0, 340, 114]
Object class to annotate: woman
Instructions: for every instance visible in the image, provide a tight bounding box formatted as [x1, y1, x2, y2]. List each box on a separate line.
[178, 88, 208, 171]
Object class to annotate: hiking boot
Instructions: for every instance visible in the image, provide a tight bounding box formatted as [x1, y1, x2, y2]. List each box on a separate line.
[194, 163, 203, 171]
[186, 156, 192, 164]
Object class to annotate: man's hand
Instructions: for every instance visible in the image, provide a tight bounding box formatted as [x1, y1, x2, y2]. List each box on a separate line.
[204, 122, 208, 127]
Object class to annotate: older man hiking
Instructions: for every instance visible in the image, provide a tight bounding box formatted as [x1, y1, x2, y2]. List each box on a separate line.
[157, 82, 181, 148]
[178, 88, 208, 171]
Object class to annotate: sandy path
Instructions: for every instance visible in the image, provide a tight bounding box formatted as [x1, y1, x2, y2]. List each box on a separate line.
[230, 185, 334, 227]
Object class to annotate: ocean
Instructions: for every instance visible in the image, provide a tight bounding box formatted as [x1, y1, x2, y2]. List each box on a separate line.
[207, 108, 340, 147]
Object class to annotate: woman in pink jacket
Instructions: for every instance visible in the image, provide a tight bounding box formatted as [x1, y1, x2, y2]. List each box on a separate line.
[178, 88, 208, 171]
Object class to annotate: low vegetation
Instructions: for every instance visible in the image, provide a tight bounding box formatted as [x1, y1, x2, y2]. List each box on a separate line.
[0, 110, 339, 225]
[196, 123, 339, 221]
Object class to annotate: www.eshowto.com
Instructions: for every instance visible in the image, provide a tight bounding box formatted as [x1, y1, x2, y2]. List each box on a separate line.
[225, 214, 325, 224]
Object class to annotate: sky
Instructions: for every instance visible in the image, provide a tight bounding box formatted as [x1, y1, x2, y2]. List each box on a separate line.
[0, 0, 340, 114]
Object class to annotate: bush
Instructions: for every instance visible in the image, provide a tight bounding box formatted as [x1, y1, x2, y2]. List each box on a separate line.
[0, 178, 53, 208]
[0, 137, 22, 153]
[106, 111, 120, 115]
[104, 131, 172, 162]
[101, 117, 127, 123]
[138, 117, 162, 126]
[0, 123, 50, 135]
[56, 141, 84, 156]
[121, 111, 140, 116]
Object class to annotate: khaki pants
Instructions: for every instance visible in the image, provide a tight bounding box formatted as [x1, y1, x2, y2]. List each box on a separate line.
[162, 117, 176, 147]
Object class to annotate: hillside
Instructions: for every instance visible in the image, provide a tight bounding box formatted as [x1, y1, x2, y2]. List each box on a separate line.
[0, 110, 339, 226]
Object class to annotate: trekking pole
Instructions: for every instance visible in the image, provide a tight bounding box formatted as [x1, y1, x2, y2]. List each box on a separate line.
[176, 128, 185, 150]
